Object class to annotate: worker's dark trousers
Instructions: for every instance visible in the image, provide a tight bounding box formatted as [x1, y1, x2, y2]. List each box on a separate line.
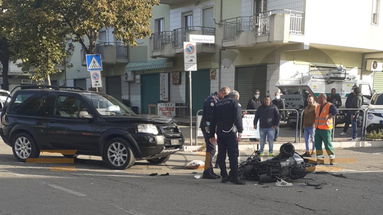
[216, 131, 239, 178]
[202, 129, 216, 171]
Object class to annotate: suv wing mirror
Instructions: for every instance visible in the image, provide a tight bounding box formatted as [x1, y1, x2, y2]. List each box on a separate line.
[79, 110, 93, 119]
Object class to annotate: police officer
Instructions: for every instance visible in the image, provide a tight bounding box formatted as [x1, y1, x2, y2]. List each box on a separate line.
[209, 90, 245, 185]
[200, 87, 231, 179]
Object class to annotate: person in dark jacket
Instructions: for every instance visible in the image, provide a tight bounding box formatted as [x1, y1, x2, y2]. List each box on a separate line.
[209, 90, 245, 185]
[272, 90, 285, 141]
[341, 87, 363, 140]
[200, 87, 230, 179]
[246, 89, 262, 110]
[328, 88, 342, 108]
[254, 96, 280, 156]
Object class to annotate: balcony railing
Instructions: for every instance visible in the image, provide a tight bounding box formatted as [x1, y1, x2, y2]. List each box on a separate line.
[152, 31, 173, 51]
[151, 26, 216, 52]
[96, 41, 128, 63]
[223, 9, 304, 42]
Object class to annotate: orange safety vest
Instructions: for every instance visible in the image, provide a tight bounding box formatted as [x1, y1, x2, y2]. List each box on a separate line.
[315, 103, 334, 130]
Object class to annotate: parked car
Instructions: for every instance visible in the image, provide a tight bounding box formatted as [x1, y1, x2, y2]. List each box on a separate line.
[0, 86, 184, 169]
[0, 89, 10, 104]
[366, 93, 383, 133]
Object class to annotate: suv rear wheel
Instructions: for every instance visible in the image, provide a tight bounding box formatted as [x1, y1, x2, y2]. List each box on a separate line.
[103, 138, 135, 169]
[12, 133, 40, 162]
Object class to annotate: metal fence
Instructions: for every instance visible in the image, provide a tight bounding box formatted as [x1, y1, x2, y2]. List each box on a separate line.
[193, 107, 383, 146]
[194, 108, 300, 145]
[222, 9, 305, 42]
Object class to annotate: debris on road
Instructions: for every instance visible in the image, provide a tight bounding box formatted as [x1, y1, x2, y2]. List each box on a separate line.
[275, 178, 293, 187]
[185, 160, 205, 169]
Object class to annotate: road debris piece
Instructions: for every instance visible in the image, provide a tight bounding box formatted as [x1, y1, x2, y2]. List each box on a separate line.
[185, 160, 205, 169]
[275, 178, 293, 187]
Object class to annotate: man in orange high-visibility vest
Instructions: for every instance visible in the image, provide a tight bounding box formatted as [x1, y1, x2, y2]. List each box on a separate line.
[315, 94, 338, 165]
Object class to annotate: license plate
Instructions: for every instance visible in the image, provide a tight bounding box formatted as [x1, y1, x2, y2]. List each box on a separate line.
[170, 139, 179, 145]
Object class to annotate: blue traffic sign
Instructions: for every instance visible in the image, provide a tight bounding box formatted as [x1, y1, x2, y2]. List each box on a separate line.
[86, 54, 103, 71]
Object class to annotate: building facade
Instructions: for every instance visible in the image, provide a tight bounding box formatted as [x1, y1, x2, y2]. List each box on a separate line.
[59, 0, 383, 114]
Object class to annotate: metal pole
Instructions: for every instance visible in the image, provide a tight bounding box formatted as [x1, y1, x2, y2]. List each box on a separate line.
[299, 109, 305, 143]
[189, 71, 193, 146]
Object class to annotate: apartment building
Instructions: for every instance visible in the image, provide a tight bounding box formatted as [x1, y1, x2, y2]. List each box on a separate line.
[58, 0, 383, 114]
[52, 28, 129, 100]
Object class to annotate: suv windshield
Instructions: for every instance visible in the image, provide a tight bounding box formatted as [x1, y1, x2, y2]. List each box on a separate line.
[83, 93, 135, 116]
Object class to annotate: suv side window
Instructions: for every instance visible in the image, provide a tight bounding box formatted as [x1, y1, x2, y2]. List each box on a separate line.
[9, 92, 48, 116]
[54, 95, 89, 118]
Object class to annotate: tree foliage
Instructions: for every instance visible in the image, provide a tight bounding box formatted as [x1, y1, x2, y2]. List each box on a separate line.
[1, 0, 158, 82]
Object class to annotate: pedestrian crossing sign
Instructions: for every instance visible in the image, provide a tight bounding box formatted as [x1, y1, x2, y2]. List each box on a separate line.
[86, 54, 103, 71]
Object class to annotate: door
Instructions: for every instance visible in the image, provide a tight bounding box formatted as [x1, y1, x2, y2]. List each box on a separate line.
[186, 70, 211, 114]
[141, 73, 160, 114]
[7, 91, 51, 147]
[235, 65, 267, 107]
[46, 94, 99, 152]
[106, 76, 122, 100]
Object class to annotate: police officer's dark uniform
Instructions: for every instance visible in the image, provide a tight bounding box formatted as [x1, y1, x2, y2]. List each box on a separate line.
[200, 92, 220, 179]
[210, 96, 245, 184]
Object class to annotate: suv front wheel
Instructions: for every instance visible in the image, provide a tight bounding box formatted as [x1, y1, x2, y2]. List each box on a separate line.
[12, 133, 40, 162]
[103, 138, 135, 169]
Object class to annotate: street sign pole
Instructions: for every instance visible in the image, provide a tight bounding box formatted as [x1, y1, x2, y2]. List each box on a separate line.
[189, 70, 193, 146]
[184, 42, 197, 146]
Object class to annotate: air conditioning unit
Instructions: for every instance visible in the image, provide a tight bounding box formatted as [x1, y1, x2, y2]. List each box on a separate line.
[366, 60, 383, 72]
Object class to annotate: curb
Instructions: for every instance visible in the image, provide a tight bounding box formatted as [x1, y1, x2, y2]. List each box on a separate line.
[182, 140, 383, 152]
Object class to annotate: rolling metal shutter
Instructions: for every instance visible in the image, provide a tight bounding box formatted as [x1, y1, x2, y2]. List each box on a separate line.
[235, 65, 267, 107]
[373, 72, 383, 93]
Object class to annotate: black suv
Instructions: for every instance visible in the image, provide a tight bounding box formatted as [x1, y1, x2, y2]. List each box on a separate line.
[0, 86, 184, 169]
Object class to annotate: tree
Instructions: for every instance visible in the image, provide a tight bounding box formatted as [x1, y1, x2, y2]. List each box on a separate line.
[1, 0, 159, 83]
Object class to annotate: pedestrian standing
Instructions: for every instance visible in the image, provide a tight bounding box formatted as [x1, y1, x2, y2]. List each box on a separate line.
[328, 88, 342, 108]
[315, 94, 338, 165]
[341, 87, 363, 140]
[209, 90, 245, 185]
[272, 90, 285, 141]
[302, 95, 317, 157]
[254, 96, 280, 157]
[200, 87, 230, 179]
[247, 89, 262, 110]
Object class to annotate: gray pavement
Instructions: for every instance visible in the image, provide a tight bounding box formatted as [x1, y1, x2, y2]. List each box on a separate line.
[1, 140, 383, 215]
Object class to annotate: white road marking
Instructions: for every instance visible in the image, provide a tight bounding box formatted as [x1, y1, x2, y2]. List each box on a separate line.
[46, 183, 86, 197]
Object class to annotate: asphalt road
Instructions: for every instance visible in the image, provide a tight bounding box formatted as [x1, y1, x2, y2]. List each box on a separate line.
[1, 141, 383, 215]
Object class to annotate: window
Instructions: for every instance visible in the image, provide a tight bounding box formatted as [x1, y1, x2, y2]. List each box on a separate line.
[254, 0, 267, 15]
[154, 18, 164, 33]
[203, 8, 214, 28]
[182, 12, 193, 29]
[9, 92, 48, 116]
[372, 0, 380, 24]
[54, 95, 88, 118]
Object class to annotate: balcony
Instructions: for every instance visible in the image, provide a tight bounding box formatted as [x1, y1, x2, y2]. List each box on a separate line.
[96, 42, 129, 64]
[222, 10, 305, 48]
[151, 26, 216, 58]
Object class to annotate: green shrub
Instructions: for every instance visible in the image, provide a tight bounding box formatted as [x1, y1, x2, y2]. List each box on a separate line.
[366, 130, 383, 139]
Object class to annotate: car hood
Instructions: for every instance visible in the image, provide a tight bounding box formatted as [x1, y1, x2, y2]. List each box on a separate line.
[102, 114, 174, 124]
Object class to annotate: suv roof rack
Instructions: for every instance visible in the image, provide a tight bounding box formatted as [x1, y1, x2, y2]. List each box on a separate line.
[10, 85, 84, 95]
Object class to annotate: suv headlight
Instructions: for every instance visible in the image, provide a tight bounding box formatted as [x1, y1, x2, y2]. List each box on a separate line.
[137, 124, 159, 135]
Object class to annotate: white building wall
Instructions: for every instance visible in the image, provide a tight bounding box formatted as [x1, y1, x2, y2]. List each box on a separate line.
[305, 0, 383, 51]
[241, 0, 253, 16]
[267, 63, 280, 96]
[169, 0, 214, 30]
[170, 72, 186, 103]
